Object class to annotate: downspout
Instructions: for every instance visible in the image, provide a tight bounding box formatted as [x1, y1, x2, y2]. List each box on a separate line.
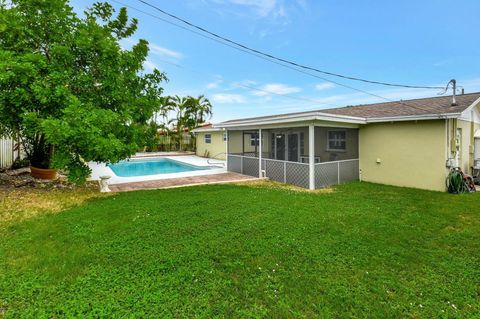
[225, 129, 229, 169]
[470, 110, 475, 169]
[451, 118, 457, 163]
[445, 118, 449, 165]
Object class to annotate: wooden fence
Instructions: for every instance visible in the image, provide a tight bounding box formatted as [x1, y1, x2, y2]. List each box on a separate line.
[0, 138, 15, 169]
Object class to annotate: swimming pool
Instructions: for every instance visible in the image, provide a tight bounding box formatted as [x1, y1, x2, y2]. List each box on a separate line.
[108, 158, 212, 177]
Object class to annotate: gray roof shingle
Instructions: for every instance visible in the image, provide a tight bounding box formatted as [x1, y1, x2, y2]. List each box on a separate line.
[320, 92, 480, 119]
[218, 92, 480, 125]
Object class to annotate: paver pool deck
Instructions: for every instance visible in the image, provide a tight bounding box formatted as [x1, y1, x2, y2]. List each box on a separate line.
[109, 172, 258, 192]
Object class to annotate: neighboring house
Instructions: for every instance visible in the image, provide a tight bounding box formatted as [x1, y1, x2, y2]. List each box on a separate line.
[193, 124, 263, 160]
[157, 127, 194, 151]
[192, 124, 227, 160]
[213, 93, 480, 191]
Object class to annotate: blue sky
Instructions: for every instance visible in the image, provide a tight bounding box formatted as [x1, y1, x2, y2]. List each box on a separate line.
[71, 0, 480, 122]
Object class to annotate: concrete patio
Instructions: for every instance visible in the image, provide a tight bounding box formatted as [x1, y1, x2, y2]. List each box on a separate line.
[109, 172, 257, 192]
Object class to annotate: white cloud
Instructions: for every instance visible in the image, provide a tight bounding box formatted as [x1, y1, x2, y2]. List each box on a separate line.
[143, 60, 159, 71]
[204, 0, 305, 24]
[314, 83, 336, 91]
[207, 78, 224, 89]
[227, 0, 278, 17]
[252, 83, 301, 97]
[149, 43, 183, 60]
[207, 82, 220, 89]
[121, 38, 183, 61]
[212, 93, 246, 104]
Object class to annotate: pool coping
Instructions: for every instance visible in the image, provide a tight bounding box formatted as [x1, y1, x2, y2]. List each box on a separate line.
[88, 155, 227, 185]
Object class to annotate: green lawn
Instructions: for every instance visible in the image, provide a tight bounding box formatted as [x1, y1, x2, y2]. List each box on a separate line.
[1, 182, 479, 318]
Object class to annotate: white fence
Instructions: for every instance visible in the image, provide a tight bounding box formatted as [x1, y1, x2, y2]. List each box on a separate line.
[0, 138, 15, 169]
[227, 154, 359, 189]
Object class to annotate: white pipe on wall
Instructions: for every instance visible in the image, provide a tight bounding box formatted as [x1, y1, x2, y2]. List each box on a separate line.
[308, 124, 315, 190]
[258, 128, 262, 178]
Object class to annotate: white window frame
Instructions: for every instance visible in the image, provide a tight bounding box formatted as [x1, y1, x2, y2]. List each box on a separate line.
[204, 134, 212, 144]
[327, 130, 346, 152]
[250, 133, 259, 146]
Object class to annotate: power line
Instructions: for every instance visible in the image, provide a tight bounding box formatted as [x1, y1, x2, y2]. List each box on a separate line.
[152, 56, 340, 108]
[110, 0, 441, 114]
[136, 0, 445, 91]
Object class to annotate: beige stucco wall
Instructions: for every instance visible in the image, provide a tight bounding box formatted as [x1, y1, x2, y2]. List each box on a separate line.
[227, 131, 260, 154]
[196, 131, 226, 160]
[455, 119, 480, 172]
[359, 120, 447, 191]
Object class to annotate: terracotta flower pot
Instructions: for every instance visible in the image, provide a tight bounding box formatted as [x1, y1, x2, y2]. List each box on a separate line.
[30, 166, 58, 180]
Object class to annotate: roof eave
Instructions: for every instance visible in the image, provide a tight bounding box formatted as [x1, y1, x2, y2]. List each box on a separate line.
[217, 112, 366, 128]
[191, 128, 224, 133]
[365, 113, 461, 123]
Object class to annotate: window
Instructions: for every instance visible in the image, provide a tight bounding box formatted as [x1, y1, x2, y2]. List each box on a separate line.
[327, 130, 346, 151]
[250, 133, 259, 146]
[204, 134, 211, 144]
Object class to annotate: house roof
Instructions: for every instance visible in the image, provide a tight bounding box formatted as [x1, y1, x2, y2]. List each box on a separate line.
[321, 92, 480, 119]
[217, 93, 480, 128]
[191, 123, 223, 133]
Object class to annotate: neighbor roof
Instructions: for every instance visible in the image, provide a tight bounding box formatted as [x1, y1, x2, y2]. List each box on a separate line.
[191, 123, 223, 133]
[217, 93, 480, 127]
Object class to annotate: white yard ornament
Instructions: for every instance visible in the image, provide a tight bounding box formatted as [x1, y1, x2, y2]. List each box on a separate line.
[99, 175, 111, 193]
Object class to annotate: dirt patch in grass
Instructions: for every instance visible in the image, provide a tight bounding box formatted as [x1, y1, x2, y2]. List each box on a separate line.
[0, 184, 109, 226]
[236, 179, 335, 193]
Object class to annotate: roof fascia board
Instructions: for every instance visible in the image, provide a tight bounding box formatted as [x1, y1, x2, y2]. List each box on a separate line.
[365, 113, 461, 123]
[460, 96, 480, 115]
[218, 113, 366, 128]
[192, 128, 224, 133]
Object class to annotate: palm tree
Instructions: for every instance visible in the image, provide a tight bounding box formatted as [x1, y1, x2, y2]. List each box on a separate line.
[169, 95, 213, 151]
[191, 95, 213, 126]
[157, 96, 176, 126]
[171, 95, 194, 150]
[152, 96, 176, 151]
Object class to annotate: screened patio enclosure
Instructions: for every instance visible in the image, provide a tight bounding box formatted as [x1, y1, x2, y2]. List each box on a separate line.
[226, 125, 360, 189]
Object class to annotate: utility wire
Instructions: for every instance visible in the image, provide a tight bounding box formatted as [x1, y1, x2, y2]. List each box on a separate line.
[111, 0, 441, 114]
[152, 56, 340, 108]
[136, 0, 445, 90]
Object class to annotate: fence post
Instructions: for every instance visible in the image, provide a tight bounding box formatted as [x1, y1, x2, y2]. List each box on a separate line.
[241, 156, 244, 174]
[258, 128, 262, 178]
[283, 161, 287, 183]
[308, 124, 315, 190]
[337, 162, 340, 184]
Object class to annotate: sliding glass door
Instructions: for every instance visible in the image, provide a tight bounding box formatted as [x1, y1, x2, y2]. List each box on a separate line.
[271, 132, 302, 162]
[288, 133, 299, 162]
[275, 133, 286, 160]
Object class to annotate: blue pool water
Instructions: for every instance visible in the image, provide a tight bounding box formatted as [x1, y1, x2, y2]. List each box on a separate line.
[108, 158, 210, 177]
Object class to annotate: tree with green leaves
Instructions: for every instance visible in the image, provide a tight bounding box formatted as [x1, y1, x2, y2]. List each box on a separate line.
[0, 0, 167, 182]
[190, 95, 213, 126]
[165, 95, 213, 150]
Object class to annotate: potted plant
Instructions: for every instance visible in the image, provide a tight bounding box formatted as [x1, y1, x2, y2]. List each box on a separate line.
[27, 134, 57, 180]
[0, 1, 169, 184]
